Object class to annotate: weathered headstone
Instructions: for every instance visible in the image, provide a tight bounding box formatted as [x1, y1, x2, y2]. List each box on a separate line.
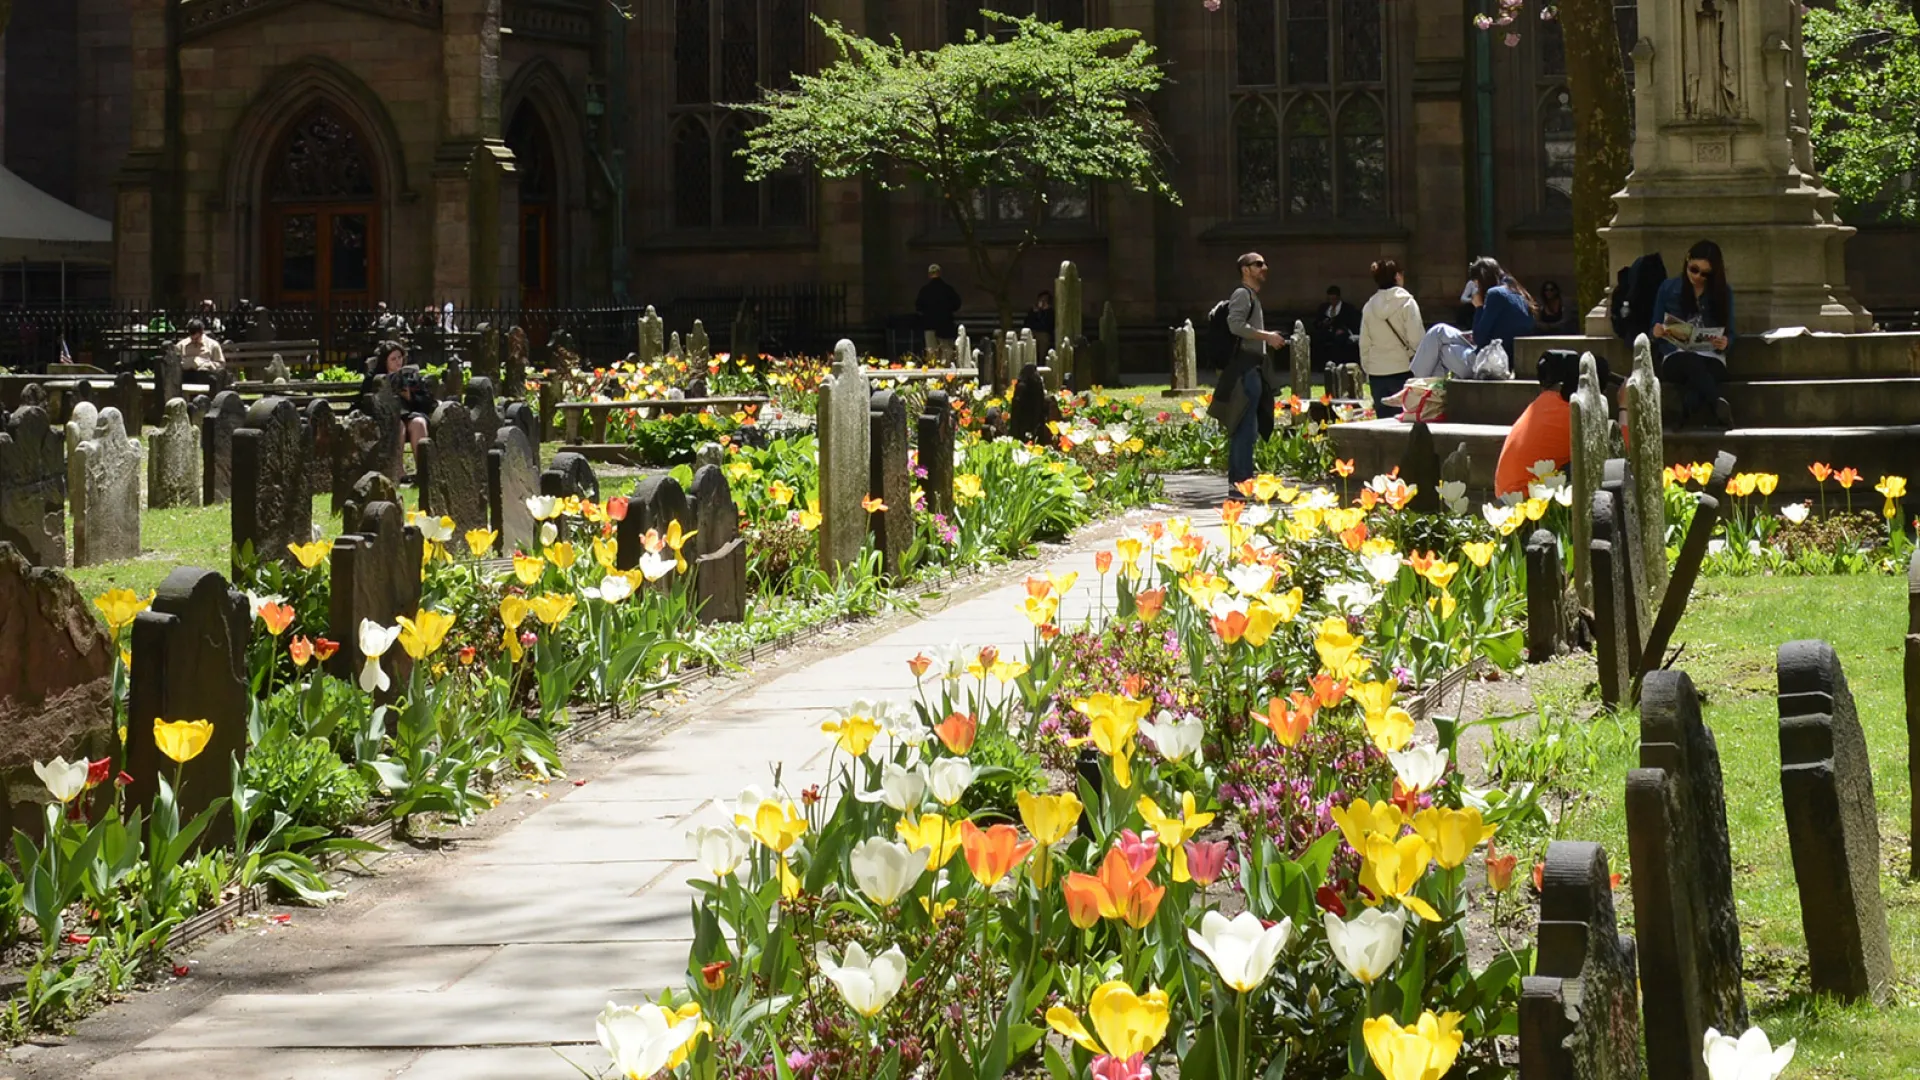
[1055, 261, 1082, 351]
[147, 399, 202, 510]
[1099, 302, 1119, 386]
[537, 377, 560, 442]
[1170, 320, 1196, 393]
[503, 325, 529, 400]
[694, 442, 724, 472]
[1626, 670, 1747, 1079]
[200, 390, 247, 505]
[419, 401, 488, 532]
[1517, 841, 1641, 1080]
[1778, 640, 1894, 1003]
[154, 341, 182, 407]
[488, 425, 539, 555]
[617, 474, 693, 572]
[264, 355, 290, 384]
[127, 566, 250, 836]
[817, 341, 872, 578]
[1288, 320, 1310, 395]
[954, 325, 971, 374]
[918, 390, 956, 520]
[637, 306, 664, 369]
[502, 400, 538, 449]
[688, 464, 746, 623]
[1602, 459, 1647, 663]
[230, 397, 311, 567]
[1568, 355, 1607, 610]
[341, 471, 397, 536]
[1399, 421, 1441, 514]
[1525, 529, 1568, 662]
[113, 371, 145, 435]
[1010, 363, 1050, 443]
[669, 331, 684, 361]
[345, 382, 405, 487]
[539, 451, 599, 502]
[327, 501, 423, 696]
[1638, 451, 1737, 677]
[464, 376, 501, 440]
[688, 319, 711, 368]
[1590, 489, 1632, 706]
[305, 399, 337, 501]
[473, 323, 501, 383]
[1441, 442, 1472, 488]
[0, 405, 68, 566]
[1625, 335, 1668, 606]
[71, 408, 141, 566]
[64, 399, 97, 510]
[1041, 348, 1064, 394]
[0, 543, 115, 838]
[869, 390, 912, 582]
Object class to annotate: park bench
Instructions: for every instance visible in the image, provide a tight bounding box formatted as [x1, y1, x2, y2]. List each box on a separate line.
[554, 396, 769, 443]
[861, 367, 979, 383]
[222, 340, 323, 379]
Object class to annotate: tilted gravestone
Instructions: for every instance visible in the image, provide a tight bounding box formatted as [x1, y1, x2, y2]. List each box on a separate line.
[230, 397, 312, 568]
[688, 319, 711, 367]
[127, 566, 250, 839]
[1441, 441, 1472, 489]
[419, 401, 488, 533]
[1626, 670, 1747, 1079]
[1638, 450, 1737, 679]
[537, 377, 560, 442]
[148, 398, 202, 510]
[1625, 335, 1668, 607]
[1568, 355, 1608, 611]
[869, 389, 912, 582]
[327, 502, 423, 697]
[502, 400, 538, 449]
[1590, 488, 1632, 706]
[154, 341, 182, 407]
[488, 425, 539, 556]
[341, 471, 398, 540]
[0, 543, 116, 839]
[505, 326, 529, 398]
[617, 474, 693, 573]
[1525, 529, 1568, 662]
[817, 341, 871, 578]
[1288, 320, 1310, 395]
[688, 464, 746, 623]
[1602, 459, 1648, 660]
[464, 376, 501, 441]
[304, 399, 337, 501]
[1399, 421, 1441, 514]
[64, 401, 97, 508]
[539, 451, 598, 502]
[1778, 639, 1894, 1003]
[200, 391, 247, 505]
[918, 390, 956, 520]
[473, 323, 501, 383]
[1517, 840, 1641, 1080]
[71, 408, 141, 566]
[637, 306, 664, 369]
[338, 383, 404, 494]
[0, 405, 68, 567]
[1010, 363, 1050, 443]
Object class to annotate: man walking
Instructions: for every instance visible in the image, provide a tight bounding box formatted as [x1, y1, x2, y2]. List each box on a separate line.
[1213, 253, 1287, 487]
[915, 264, 962, 362]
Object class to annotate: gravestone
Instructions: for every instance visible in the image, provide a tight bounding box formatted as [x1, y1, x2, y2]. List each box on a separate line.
[0, 543, 115, 839]
[694, 442, 724, 472]
[688, 319, 710, 367]
[419, 401, 488, 532]
[473, 323, 501, 383]
[71, 408, 141, 566]
[464, 376, 501, 440]
[1568, 355, 1608, 610]
[1525, 529, 1568, 662]
[345, 382, 405, 486]
[817, 341, 872, 578]
[305, 399, 337, 501]
[1517, 840, 1641, 1080]
[1010, 363, 1050, 443]
[230, 397, 311, 567]
[537, 378, 559, 442]
[64, 400, 97, 506]
[954, 325, 971, 375]
[637, 306, 664, 368]
[688, 464, 746, 623]
[1638, 451, 1738, 677]
[327, 502, 423, 697]
[617, 474, 693, 572]
[918, 390, 956, 520]
[1055, 261, 1082, 354]
[731, 301, 760, 365]
[127, 566, 250, 836]
[502, 400, 538, 448]
[1288, 320, 1310, 394]
[1778, 640, 1894, 1003]
[1170, 320, 1197, 393]
[341, 471, 398, 536]
[1398, 421, 1441, 514]
[264, 355, 290, 383]
[868, 389, 912, 582]
[154, 341, 182, 407]
[0, 405, 67, 567]
[1625, 335, 1668, 606]
[539, 451, 598, 501]
[1041, 348, 1063, 394]
[669, 331, 683, 361]
[147, 398, 202, 510]
[200, 391, 247, 505]
[1441, 442, 1472, 489]
[1626, 670, 1747, 1079]
[1590, 489, 1632, 706]
[1099, 302, 1119, 386]
[1909, 548, 1920, 879]
[113, 371, 145, 434]
[505, 326, 529, 398]
[19, 383, 46, 410]
[1602, 459, 1648, 660]
[488, 425, 539, 555]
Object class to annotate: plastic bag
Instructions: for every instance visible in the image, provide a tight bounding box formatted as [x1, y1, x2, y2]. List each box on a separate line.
[1468, 341, 1511, 381]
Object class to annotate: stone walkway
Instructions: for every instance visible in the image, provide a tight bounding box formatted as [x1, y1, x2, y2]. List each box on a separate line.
[20, 478, 1227, 1080]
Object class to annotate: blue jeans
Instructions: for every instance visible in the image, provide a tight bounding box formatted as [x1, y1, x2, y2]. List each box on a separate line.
[1228, 367, 1262, 485]
[1370, 372, 1411, 418]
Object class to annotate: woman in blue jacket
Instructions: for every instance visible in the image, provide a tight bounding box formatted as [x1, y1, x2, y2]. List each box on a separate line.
[1467, 256, 1538, 358]
[1650, 240, 1735, 429]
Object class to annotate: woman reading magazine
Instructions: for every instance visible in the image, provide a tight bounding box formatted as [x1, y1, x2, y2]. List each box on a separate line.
[1650, 239, 1736, 429]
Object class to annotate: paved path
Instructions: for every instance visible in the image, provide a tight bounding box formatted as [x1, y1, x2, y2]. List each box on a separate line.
[22, 479, 1227, 1080]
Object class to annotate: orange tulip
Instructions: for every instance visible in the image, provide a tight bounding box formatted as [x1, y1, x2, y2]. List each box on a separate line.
[1334, 459, 1356, 478]
[1405, 550, 1439, 576]
[1340, 521, 1369, 551]
[288, 635, 314, 668]
[1309, 673, 1349, 709]
[1025, 576, 1053, 599]
[907, 652, 932, 680]
[1234, 479, 1258, 498]
[1094, 551, 1114, 574]
[1253, 692, 1317, 747]
[313, 637, 340, 662]
[959, 820, 1034, 888]
[1062, 873, 1105, 928]
[1061, 846, 1163, 929]
[258, 601, 295, 636]
[1809, 462, 1832, 483]
[1135, 588, 1166, 623]
[1220, 500, 1244, 524]
[1485, 843, 1519, 893]
[1835, 467, 1862, 489]
[934, 712, 978, 754]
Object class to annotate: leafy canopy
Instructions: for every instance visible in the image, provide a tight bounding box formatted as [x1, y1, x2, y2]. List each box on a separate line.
[1806, 0, 1920, 221]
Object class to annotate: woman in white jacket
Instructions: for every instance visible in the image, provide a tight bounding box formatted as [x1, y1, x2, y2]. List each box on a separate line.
[1359, 259, 1425, 417]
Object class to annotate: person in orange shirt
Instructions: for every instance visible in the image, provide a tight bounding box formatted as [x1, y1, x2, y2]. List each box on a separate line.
[1495, 351, 1619, 497]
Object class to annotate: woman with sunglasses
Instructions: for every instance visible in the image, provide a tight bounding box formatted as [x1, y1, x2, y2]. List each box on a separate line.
[1650, 240, 1735, 429]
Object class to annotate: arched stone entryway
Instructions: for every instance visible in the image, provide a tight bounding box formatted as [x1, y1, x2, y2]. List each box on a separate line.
[261, 102, 382, 311]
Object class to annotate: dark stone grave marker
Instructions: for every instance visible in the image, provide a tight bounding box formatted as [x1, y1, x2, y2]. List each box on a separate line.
[1518, 840, 1641, 1080]
[1525, 529, 1567, 662]
[419, 401, 488, 533]
[0, 405, 66, 567]
[689, 464, 745, 623]
[327, 502, 423, 699]
[488, 425, 540, 556]
[869, 389, 912, 582]
[127, 567, 251, 840]
[200, 390, 247, 505]
[231, 397, 313, 568]
[918, 390, 956, 520]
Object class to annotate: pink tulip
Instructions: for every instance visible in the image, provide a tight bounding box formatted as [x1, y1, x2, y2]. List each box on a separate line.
[1184, 840, 1231, 886]
[1091, 1053, 1153, 1080]
[1116, 829, 1159, 875]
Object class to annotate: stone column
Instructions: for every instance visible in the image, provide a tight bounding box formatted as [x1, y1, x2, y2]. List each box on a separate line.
[814, 0, 873, 327]
[434, 0, 516, 306]
[1408, 0, 1471, 308]
[114, 0, 179, 305]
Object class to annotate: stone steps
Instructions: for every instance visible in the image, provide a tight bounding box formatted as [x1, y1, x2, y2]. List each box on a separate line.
[1444, 376, 1920, 429]
[1517, 331, 1920, 380]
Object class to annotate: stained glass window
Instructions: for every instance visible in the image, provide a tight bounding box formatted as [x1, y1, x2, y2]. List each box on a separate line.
[671, 0, 813, 229]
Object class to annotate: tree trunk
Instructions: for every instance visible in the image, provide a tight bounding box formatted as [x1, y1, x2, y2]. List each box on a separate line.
[1559, 0, 1634, 318]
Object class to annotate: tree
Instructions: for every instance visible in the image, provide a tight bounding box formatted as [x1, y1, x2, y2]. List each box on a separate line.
[1551, 0, 1632, 314]
[1806, 0, 1920, 221]
[743, 14, 1176, 333]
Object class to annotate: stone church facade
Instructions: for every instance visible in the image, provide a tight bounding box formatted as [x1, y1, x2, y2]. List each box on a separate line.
[7, 0, 1912, 338]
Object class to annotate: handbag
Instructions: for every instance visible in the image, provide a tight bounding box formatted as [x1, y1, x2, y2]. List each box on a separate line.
[1390, 377, 1447, 424]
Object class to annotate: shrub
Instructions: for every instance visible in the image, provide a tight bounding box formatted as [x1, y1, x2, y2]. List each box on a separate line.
[242, 735, 373, 833]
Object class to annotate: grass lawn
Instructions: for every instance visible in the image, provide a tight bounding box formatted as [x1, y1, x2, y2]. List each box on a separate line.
[1531, 574, 1920, 1079]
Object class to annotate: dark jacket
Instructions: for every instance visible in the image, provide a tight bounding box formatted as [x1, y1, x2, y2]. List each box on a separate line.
[1212, 285, 1278, 438]
[915, 277, 963, 338]
[1312, 301, 1362, 366]
[1471, 285, 1535, 358]
[359, 365, 438, 418]
[1649, 276, 1736, 360]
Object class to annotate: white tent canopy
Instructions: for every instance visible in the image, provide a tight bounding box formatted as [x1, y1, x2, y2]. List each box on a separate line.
[0, 164, 112, 264]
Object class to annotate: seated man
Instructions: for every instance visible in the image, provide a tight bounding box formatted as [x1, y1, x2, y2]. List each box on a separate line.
[1494, 350, 1619, 498]
[177, 319, 225, 373]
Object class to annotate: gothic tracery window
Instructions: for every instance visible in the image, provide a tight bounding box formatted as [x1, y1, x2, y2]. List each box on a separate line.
[945, 0, 1085, 43]
[1232, 0, 1388, 223]
[671, 0, 811, 230]
[270, 105, 377, 202]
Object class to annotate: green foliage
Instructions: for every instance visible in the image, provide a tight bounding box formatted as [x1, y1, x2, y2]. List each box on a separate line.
[1807, 0, 1920, 220]
[957, 722, 1045, 823]
[613, 411, 742, 466]
[241, 733, 373, 833]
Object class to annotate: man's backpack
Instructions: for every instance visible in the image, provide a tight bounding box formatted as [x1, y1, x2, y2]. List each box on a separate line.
[1203, 289, 1245, 371]
[1609, 252, 1667, 342]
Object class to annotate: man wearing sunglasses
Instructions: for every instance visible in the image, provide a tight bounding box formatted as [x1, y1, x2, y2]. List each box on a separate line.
[1209, 253, 1289, 487]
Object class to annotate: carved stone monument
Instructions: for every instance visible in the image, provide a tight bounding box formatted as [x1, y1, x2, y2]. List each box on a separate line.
[869, 389, 912, 582]
[1569, 355, 1608, 609]
[231, 397, 312, 567]
[71, 408, 141, 566]
[688, 464, 746, 623]
[918, 390, 956, 520]
[1624, 335, 1668, 606]
[488, 426, 539, 555]
[817, 341, 871, 578]
[200, 391, 247, 505]
[0, 405, 67, 567]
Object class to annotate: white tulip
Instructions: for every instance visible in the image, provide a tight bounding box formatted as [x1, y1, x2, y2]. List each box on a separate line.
[1323, 906, 1407, 985]
[595, 1001, 699, 1080]
[855, 762, 927, 812]
[881, 709, 929, 748]
[1139, 709, 1204, 765]
[848, 837, 925, 905]
[1227, 564, 1275, 596]
[1324, 582, 1378, 615]
[1703, 1026, 1796, 1080]
[1482, 502, 1513, 529]
[540, 521, 560, 548]
[1528, 459, 1560, 480]
[732, 785, 767, 827]
[815, 941, 909, 1017]
[245, 590, 288, 619]
[1553, 484, 1575, 507]
[1386, 745, 1449, 793]
[1187, 910, 1293, 993]
[1300, 488, 1340, 511]
[636, 550, 675, 582]
[1209, 594, 1250, 621]
[357, 619, 400, 693]
[1438, 479, 1466, 505]
[1240, 504, 1276, 527]
[1780, 503, 1809, 525]
[1361, 552, 1403, 585]
[928, 758, 976, 806]
[33, 756, 88, 804]
[586, 574, 634, 603]
[419, 515, 454, 544]
[686, 823, 752, 878]
[526, 494, 560, 520]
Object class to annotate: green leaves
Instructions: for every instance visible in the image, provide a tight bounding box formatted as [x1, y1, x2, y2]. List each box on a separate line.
[1806, 0, 1920, 220]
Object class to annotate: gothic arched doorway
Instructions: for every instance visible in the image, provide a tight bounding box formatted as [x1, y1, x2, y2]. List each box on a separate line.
[506, 102, 556, 309]
[263, 103, 380, 311]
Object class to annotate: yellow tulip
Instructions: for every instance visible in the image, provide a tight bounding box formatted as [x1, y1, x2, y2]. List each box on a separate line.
[820, 711, 880, 757]
[512, 554, 545, 586]
[527, 592, 576, 627]
[464, 529, 498, 558]
[1460, 541, 1496, 568]
[1178, 571, 1230, 611]
[1045, 981, 1171, 1060]
[1351, 680, 1395, 722]
[1114, 536, 1142, 574]
[396, 608, 456, 661]
[1522, 497, 1548, 521]
[1412, 807, 1498, 870]
[1241, 600, 1283, 648]
[1364, 1011, 1465, 1080]
[94, 588, 153, 638]
[1313, 617, 1365, 678]
[1877, 475, 1908, 519]
[747, 800, 806, 854]
[1427, 590, 1458, 620]
[546, 541, 580, 570]
[287, 540, 330, 569]
[499, 595, 529, 631]
[1019, 594, 1059, 628]
[593, 536, 619, 570]
[1260, 587, 1304, 626]
[1330, 797, 1404, 853]
[779, 855, 802, 900]
[955, 474, 983, 504]
[664, 520, 697, 573]
[1421, 561, 1459, 591]
[1136, 792, 1216, 882]
[1017, 790, 1083, 846]
[768, 479, 795, 506]
[500, 624, 525, 663]
[1361, 832, 1442, 922]
[1366, 706, 1415, 754]
[896, 813, 964, 870]
[1071, 693, 1150, 788]
[1046, 571, 1079, 595]
[153, 718, 214, 765]
[797, 499, 822, 532]
[1756, 473, 1779, 497]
